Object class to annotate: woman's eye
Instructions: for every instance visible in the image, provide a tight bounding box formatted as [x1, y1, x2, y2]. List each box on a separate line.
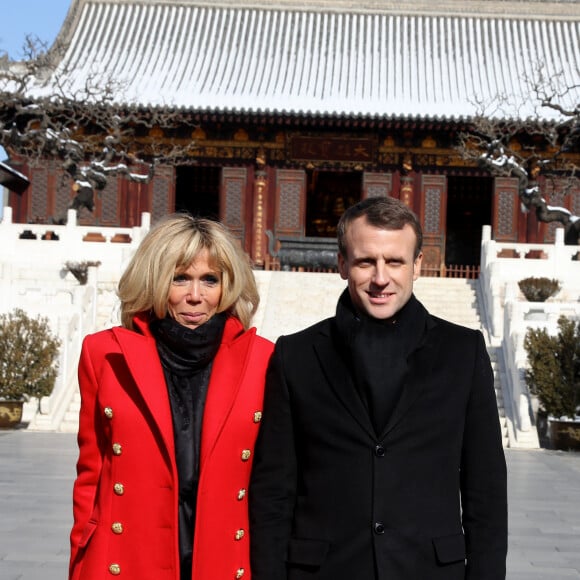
[172, 274, 189, 285]
[203, 275, 220, 286]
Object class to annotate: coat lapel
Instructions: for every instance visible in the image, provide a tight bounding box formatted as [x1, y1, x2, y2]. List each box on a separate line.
[199, 318, 253, 465]
[313, 330, 376, 439]
[112, 327, 175, 459]
[380, 316, 440, 438]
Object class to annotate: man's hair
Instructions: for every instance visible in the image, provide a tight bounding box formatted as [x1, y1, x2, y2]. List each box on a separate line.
[118, 213, 259, 330]
[337, 196, 423, 259]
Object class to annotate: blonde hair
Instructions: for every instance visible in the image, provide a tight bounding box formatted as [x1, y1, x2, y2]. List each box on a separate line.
[118, 213, 259, 330]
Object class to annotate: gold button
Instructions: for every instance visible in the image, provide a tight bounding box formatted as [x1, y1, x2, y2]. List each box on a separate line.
[241, 449, 251, 461]
[104, 407, 114, 419]
[253, 411, 262, 423]
[237, 488, 246, 501]
[235, 529, 245, 540]
[111, 522, 123, 534]
[109, 563, 121, 575]
[113, 483, 125, 495]
[112, 443, 122, 456]
[235, 568, 245, 579]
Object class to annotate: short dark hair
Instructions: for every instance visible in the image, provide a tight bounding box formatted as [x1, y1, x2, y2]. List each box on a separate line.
[337, 196, 423, 258]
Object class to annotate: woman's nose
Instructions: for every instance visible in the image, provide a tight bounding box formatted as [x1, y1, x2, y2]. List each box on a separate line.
[186, 280, 201, 300]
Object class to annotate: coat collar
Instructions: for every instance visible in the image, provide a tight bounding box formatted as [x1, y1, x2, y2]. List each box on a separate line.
[112, 314, 255, 467]
[314, 307, 439, 440]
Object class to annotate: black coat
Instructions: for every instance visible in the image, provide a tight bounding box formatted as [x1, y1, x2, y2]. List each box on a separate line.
[249, 306, 507, 580]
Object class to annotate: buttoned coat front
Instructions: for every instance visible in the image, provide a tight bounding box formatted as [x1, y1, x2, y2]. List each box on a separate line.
[70, 314, 273, 580]
[250, 304, 507, 580]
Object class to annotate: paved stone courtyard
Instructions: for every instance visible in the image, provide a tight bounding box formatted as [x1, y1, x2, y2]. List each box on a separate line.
[0, 431, 579, 579]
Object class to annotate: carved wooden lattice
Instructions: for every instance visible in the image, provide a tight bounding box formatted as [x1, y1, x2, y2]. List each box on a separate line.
[54, 167, 70, 219]
[423, 188, 441, 235]
[493, 177, 519, 242]
[151, 168, 172, 223]
[100, 177, 119, 225]
[221, 167, 247, 242]
[275, 169, 306, 236]
[30, 166, 48, 221]
[420, 175, 447, 271]
[544, 181, 567, 243]
[362, 172, 392, 199]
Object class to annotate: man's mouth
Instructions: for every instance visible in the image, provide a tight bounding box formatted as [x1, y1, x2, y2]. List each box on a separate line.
[368, 291, 392, 299]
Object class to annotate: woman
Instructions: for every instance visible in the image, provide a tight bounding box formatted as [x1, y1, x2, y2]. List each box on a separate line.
[69, 214, 274, 580]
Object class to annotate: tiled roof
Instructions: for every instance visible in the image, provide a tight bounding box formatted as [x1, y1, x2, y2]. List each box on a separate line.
[38, 0, 580, 121]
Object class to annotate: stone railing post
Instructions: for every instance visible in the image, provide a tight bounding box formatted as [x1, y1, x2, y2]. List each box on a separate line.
[1, 205, 13, 223]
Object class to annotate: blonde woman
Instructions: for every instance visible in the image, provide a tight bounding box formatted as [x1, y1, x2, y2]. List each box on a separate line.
[70, 214, 273, 580]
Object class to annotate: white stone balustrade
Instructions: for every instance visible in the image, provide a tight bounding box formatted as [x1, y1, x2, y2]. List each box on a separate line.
[478, 225, 580, 447]
[2, 213, 580, 442]
[0, 208, 151, 429]
[480, 226, 580, 342]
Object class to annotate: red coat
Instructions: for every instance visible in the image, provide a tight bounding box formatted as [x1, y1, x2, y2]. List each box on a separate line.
[70, 314, 273, 580]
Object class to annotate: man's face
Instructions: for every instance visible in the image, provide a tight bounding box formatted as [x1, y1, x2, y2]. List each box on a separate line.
[338, 217, 422, 321]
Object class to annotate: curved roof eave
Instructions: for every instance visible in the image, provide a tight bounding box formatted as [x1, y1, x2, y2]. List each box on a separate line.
[124, 102, 481, 125]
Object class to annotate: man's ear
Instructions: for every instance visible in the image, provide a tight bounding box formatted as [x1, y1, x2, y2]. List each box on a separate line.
[413, 252, 423, 280]
[338, 252, 348, 280]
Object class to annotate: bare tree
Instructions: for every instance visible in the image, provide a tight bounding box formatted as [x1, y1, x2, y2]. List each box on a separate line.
[0, 37, 196, 222]
[457, 66, 580, 245]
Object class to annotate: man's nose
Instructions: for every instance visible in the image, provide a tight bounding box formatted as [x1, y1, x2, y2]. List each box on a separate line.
[372, 263, 389, 285]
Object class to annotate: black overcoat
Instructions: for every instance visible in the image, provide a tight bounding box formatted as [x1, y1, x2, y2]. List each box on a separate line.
[250, 303, 507, 580]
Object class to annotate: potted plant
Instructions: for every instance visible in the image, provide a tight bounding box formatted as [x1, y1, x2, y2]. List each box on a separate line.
[518, 276, 561, 302]
[524, 316, 580, 450]
[0, 309, 61, 428]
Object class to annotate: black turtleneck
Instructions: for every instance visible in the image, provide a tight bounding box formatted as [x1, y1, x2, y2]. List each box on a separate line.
[150, 312, 227, 580]
[333, 290, 427, 434]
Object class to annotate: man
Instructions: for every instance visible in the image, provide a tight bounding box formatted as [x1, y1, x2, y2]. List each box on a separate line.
[249, 196, 507, 580]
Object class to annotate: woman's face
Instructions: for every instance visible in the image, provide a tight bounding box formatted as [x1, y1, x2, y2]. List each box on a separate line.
[167, 249, 222, 328]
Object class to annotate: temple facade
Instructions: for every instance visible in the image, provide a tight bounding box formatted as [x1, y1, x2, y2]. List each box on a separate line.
[6, 0, 580, 273]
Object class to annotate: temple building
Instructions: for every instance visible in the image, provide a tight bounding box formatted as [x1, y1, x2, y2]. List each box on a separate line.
[5, 0, 580, 274]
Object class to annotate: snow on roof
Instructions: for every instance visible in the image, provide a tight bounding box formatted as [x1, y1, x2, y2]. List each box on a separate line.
[32, 0, 580, 122]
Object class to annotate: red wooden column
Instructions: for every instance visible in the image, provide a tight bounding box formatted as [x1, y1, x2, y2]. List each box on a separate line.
[493, 177, 520, 242]
[7, 158, 31, 223]
[251, 169, 268, 267]
[419, 175, 447, 276]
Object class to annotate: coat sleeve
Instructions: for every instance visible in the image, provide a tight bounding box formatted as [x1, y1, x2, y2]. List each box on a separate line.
[249, 339, 296, 580]
[69, 336, 105, 579]
[460, 331, 508, 579]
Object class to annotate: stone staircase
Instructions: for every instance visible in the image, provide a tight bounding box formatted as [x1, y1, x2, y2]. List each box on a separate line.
[60, 391, 81, 433]
[414, 277, 509, 447]
[413, 277, 481, 329]
[57, 273, 510, 446]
